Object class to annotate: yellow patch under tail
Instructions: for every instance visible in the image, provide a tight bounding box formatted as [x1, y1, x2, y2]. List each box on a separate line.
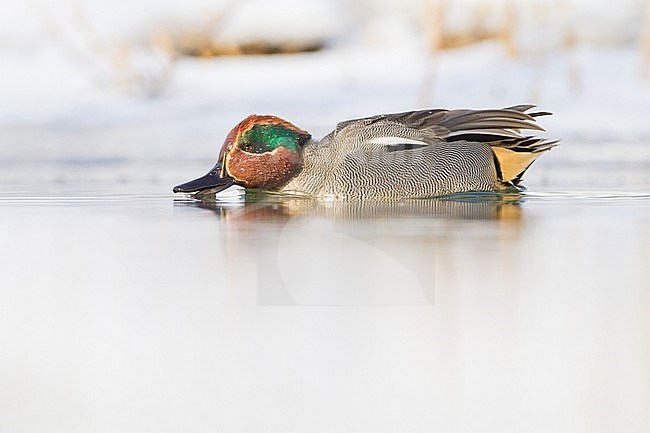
[490, 138, 558, 185]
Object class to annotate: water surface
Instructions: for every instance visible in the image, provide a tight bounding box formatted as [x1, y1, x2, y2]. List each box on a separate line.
[0, 151, 648, 433]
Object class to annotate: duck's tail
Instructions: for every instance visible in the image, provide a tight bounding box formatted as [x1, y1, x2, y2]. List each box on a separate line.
[490, 136, 558, 186]
[438, 104, 558, 186]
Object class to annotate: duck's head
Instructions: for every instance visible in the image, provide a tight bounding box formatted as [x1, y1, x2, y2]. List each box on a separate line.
[174, 114, 311, 195]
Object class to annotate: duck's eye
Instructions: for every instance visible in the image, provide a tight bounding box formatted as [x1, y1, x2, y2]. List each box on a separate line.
[244, 145, 253, 152]
[209, 170, 218, 176]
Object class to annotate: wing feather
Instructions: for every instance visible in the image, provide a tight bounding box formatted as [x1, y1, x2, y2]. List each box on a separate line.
[335, 105, 547, 143]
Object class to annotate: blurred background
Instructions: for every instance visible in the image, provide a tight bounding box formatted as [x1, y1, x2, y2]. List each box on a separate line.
[1, 2, 649, 433]
[1, 0, 649, 190]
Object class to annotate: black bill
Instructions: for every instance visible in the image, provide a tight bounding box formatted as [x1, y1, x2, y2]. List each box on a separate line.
[173, 162, 234, 194]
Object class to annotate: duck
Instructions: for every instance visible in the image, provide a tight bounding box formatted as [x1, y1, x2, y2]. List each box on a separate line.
[173, 105, 557, 199]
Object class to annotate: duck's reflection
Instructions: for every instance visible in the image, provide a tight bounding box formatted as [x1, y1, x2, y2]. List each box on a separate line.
[173, 193, 525, 306]
[174, 191, 523, 222]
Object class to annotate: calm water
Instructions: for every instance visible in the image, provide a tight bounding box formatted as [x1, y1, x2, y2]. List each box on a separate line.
[1, 148, 649, 433]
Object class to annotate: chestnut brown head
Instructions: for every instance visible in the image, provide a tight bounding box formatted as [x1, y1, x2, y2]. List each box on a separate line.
[174, 115, 311, 195]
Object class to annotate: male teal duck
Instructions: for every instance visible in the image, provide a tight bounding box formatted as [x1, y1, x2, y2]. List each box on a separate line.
[173, 105, 557, 199]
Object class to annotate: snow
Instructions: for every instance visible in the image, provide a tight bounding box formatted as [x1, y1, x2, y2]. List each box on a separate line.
[2, 42, 649, 146]
[0, 0, 649, 188]
[217, 0, 343, 45]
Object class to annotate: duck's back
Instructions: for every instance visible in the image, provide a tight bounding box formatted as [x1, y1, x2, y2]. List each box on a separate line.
[281, 106, 556, 199]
